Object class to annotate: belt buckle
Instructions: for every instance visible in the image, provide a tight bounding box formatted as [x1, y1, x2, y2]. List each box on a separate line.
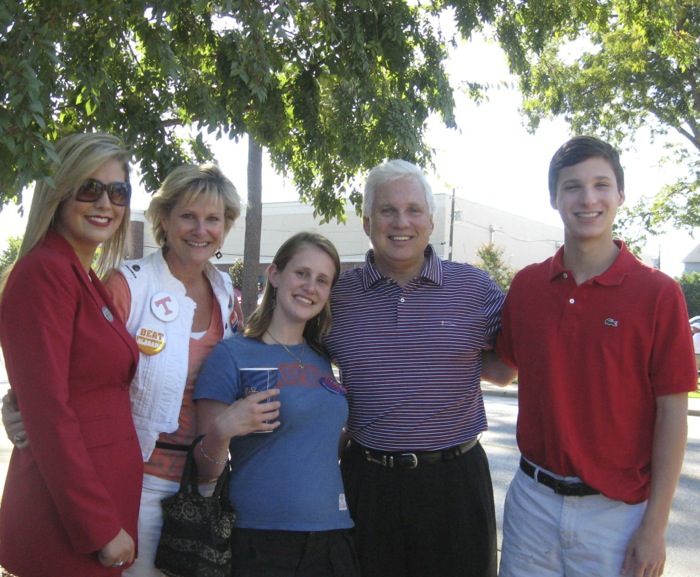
[364, 451, 387, 467]
[364, 450, 418, 469]
[396, 453, 418, 469]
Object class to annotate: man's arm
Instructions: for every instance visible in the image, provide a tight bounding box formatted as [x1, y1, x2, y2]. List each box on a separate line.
[621, 392, 688, 577]
[481, 350, 517, 386]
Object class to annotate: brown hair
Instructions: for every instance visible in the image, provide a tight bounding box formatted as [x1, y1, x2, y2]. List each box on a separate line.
[244, 232, 341, 355]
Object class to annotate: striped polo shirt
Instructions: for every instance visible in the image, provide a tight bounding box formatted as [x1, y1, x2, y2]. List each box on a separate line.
[326, 245, 505, 452]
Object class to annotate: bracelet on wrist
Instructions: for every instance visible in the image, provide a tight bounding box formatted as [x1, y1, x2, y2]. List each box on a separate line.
[199, 436, 228, 466]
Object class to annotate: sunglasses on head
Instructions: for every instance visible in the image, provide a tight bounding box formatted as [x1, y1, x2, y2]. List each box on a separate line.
[75, 178, 131, 207]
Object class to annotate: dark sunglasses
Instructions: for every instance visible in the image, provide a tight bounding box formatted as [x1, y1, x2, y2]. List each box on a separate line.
[75, 178, 131, 207]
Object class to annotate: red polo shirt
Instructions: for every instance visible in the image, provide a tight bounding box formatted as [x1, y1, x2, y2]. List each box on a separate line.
[495, 241, 696, 504]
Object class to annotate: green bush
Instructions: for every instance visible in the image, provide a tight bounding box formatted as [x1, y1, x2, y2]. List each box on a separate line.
[678, 272, 700, 318]
[229, 259, 243, 290]
[473, 243, 516, 294]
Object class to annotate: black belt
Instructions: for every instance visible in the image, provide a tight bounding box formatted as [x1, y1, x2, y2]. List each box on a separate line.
[520, 457, 600, 497]
[359, 438, 478, 469]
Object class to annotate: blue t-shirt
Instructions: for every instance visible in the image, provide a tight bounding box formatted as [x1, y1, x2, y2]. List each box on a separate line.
[193, 333, 353, 531]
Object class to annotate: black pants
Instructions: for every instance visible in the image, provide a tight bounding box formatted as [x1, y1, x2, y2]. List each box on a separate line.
[231, 528, 360, 577]
[341, 440, 498, 577]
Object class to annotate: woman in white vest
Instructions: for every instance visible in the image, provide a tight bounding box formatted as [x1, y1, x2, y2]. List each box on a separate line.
[2, 162, 243, 576]
[113, 163, 242, 576]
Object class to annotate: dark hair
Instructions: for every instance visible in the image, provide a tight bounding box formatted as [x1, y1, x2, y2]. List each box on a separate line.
[245, 232, 341, 355]
[548, 136, 624, 203]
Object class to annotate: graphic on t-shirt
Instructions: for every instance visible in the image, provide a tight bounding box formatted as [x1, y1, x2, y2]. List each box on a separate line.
[321, 376, 347, 396]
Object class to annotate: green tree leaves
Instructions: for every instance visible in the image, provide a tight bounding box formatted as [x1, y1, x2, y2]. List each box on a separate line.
[2, 1, 499, 221]
[473, 242, 515, 293]
[228, 259, 243, 289]
[495, 0, 700, 240]
[0, 236, 21, 278]
[678, 271, 700, 318]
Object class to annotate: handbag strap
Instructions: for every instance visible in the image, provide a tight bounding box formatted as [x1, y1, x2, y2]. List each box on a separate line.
[180, 435, 205, 495]
[182, 435, 232, 501]
[155, 441, 191, 452]
[212, 460, 232, 500]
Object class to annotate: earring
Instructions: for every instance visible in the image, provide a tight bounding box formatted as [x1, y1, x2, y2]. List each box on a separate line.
[215, 250, 223, 259]
[271, 288, 276, 309]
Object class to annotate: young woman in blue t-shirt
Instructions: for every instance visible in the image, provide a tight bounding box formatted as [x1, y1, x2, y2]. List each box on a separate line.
[193, 231, 359, 577]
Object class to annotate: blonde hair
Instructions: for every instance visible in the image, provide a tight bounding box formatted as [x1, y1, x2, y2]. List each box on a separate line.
[245, 232, 341, 355]
[145, 163, 241, 248]
[0, 132, 132, 297]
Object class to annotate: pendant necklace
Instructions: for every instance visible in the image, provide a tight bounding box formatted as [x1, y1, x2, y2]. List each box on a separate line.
[266, 330, 307, 369]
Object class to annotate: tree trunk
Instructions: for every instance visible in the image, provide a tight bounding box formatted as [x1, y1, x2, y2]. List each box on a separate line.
[241, 136, 263, 320]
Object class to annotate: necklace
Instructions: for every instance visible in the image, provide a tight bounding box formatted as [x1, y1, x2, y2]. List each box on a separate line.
[266, 331, 307, 369]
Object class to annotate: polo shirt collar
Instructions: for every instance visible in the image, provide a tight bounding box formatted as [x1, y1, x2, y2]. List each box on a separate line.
[548, 240, 636, 286]
[362, 244, 443, 290]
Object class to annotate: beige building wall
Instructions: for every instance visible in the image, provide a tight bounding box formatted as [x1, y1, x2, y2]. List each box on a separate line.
[130, 193, 564, 276]
[441, 196, 563, 270]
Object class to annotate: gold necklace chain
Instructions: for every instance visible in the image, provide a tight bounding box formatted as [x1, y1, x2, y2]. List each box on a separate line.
[265, 331, 307, 369]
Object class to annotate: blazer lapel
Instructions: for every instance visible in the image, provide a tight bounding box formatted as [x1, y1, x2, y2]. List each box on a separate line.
[79, 268, 139, 380]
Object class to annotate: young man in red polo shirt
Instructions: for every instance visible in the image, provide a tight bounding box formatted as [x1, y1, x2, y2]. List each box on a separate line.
[494, 136, 696, 577]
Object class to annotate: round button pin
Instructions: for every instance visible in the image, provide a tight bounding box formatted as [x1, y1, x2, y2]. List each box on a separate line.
[102, 306, 114, 323]
[150, 292, 179, 321]
[135, 326, 166, 355]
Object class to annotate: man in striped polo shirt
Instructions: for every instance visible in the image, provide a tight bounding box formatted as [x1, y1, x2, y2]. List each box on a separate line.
[325, 159, 512, 577]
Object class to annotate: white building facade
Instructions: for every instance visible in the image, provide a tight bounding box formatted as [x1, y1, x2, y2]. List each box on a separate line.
[128, 193, 565, 276]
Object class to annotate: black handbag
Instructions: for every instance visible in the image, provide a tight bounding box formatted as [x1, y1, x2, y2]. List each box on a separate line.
[155, 435, 236, 577]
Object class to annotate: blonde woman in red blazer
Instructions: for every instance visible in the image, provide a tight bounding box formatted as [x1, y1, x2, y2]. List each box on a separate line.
[0, 133, 142, 576]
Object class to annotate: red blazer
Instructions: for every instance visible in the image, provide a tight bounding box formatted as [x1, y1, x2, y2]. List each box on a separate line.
[0, 232, 142, 576]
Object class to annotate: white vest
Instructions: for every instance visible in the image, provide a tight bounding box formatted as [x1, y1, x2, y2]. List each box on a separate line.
[120, 250, 236, 460]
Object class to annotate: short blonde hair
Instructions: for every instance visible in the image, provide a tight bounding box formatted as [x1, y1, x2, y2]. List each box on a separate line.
[146, 163, 241, 247]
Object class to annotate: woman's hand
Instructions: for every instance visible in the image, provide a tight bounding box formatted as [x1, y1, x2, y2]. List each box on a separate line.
[97, 528, 135, 569]
[219, 388, 281, 437]
[2, 390, 29, 450]
[196, 390, 281, 480]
